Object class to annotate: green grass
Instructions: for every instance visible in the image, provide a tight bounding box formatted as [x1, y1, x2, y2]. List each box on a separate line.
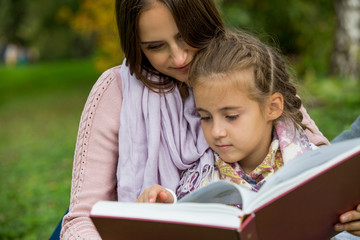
[0, 60, 99, 239]
[300, 75, 360, 141]
[0, 59, 359, 239]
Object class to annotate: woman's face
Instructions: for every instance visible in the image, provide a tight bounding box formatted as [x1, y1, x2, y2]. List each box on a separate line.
[138, 2, 199, 82]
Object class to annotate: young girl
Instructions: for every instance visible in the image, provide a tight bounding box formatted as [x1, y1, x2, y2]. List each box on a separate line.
[137, 30, 360, 237]
[178, 30, 315, 197]
[138, 30, 314, 201]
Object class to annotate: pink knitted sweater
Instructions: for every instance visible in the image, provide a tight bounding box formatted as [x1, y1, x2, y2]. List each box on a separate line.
[60, 65, 329, 239]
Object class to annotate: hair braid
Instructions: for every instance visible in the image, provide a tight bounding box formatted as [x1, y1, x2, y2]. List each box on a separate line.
[266, 45, 305, 129]
[188, 30, 307, 129]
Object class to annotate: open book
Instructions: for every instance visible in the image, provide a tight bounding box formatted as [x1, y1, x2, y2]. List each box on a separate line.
[90, 138, 360, 240]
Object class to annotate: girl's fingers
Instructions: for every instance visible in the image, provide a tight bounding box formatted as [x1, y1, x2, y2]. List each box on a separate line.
[158, 191, 174, 203]
[136, 185, 174, 203]
[149, 189, 161, 203]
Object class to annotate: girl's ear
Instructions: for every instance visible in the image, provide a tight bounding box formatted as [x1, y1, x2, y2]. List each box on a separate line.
[266, 92, 284, 121]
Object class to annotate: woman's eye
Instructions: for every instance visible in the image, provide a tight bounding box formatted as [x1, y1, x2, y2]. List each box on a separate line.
[146, 44, 164, 50]
[226, 115, 239, 120]
[177, 35, 184, 41]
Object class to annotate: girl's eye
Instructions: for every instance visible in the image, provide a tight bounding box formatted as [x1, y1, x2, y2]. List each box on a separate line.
[200, 116, 211, 121]
[226, 115, 239, 120]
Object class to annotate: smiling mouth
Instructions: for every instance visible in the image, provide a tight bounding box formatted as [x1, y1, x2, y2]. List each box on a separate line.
[173, 62, 191, 72]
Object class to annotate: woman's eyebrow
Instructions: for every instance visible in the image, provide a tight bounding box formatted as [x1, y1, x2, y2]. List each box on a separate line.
[140, 40, 162, 44]
[141, 33, 180, 45]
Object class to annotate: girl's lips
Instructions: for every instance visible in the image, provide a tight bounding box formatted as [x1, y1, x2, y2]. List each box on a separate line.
[216, 145, 232, 150]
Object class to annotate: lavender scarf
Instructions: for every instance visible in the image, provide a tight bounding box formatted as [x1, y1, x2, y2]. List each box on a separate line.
[117, 61, 214, 202]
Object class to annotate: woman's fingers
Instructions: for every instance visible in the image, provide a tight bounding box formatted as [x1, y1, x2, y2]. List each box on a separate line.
[334, 205, 360, 236]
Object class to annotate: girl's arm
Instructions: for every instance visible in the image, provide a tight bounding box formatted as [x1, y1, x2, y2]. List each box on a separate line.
[61, 66, 122, 239]
[137, 184, 176, 203]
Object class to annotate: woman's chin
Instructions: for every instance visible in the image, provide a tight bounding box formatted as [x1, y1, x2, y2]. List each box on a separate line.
[173, 73, 189, 83]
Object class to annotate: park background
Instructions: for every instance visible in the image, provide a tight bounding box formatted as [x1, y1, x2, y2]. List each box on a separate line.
[0, 0, 359, 239]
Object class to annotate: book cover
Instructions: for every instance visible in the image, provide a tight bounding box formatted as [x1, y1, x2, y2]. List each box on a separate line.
[91, 138, 360, 240]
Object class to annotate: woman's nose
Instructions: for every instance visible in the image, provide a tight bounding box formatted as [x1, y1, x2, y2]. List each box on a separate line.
[171, 44, 187, 67]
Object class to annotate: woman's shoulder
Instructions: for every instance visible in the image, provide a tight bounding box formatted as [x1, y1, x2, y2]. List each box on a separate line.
[90, 65, 124, 94]
[98, 65, 123, 85]
[82, 65, 124, 110]
[102, 65, 122, 75]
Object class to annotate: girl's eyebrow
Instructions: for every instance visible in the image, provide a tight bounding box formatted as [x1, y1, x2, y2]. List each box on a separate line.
[219, 106, 243, 111]
[196, 107, 209, 113]
[196, 106, 243, 112]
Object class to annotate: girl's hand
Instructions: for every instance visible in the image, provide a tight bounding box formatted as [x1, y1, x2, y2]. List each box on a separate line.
[136, 184, 175, 203]
[334, 203, 360, 236]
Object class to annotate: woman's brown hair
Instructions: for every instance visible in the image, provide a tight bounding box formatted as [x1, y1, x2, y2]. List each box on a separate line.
[188, 30, 306, 129]
[115, 0, 224, 94]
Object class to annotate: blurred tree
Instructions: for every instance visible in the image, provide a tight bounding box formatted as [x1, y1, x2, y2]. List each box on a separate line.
[0, 0, 27, 44]
[69, 0, 123, 71]
[29, 0, 95, 60]
[217, 0, 335, 77]
[0, 0, 94, 61]
[330, 0, 360, 80]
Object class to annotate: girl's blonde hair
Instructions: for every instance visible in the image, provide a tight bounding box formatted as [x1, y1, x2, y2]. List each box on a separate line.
[188, 30, 305, 129]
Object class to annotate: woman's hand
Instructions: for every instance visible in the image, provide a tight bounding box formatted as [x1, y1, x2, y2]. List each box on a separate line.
[136, 184, 175, 203]
[334, 203, 360, 236]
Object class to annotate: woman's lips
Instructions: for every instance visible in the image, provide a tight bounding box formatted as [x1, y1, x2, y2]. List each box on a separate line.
[173, 62, 191, 73]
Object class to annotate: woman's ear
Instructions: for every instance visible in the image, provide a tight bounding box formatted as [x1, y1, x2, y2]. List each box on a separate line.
[266, 92, 284, 121]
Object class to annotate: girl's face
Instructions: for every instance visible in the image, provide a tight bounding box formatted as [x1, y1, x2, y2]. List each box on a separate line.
[193, 69, 274, 173]
[138, 2, 199, 82]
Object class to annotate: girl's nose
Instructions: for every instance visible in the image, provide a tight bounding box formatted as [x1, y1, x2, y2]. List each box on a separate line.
[211, 121, 226, 139]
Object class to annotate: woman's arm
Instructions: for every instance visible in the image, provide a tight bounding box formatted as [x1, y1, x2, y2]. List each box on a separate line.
[332, 115, 360, 143]
[61, 66, 122, 239]
[300, 105, 330, 146]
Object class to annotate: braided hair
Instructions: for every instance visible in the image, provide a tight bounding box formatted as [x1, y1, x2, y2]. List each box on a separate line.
[188, 30, 305, 129]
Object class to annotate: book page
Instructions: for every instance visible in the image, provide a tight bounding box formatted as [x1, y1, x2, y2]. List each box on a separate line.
[179, 180, 258, 208]
[245, 138, 360, 212]
[91, 201, 244, 229]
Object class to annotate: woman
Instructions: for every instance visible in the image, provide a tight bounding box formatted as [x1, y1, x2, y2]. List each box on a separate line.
[60, 0, 358, 239]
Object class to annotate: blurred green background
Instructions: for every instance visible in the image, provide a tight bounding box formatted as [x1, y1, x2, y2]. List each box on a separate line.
[0, 0, 359, 239]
